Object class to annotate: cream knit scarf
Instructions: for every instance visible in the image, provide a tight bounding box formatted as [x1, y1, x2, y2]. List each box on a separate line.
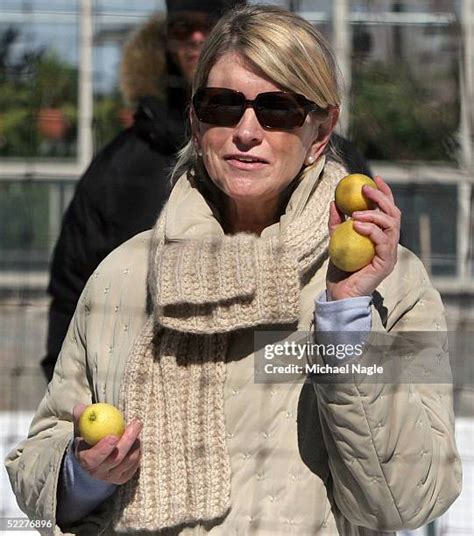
[110, 159, 346, 533]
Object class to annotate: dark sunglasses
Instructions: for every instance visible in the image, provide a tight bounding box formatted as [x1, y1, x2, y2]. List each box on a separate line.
[192, 87, 328, 130]
[167, 13, 215, 41]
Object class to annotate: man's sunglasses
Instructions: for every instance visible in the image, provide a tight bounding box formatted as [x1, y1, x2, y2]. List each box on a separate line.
[167, 13, 215, 41]
[192, 87, 328, 130]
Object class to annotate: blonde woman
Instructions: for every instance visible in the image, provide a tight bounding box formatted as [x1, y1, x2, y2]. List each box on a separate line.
[6, 5, 460, 535]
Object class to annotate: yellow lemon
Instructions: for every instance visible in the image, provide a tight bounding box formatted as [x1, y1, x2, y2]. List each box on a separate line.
[78, 403, 126, 446]
[329, 220, 375, 272]
[335, 173, 377, 216]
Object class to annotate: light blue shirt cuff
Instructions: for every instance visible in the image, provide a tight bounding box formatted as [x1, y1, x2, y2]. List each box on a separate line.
[313, 290, 372, 364]
[57, 439, 117, 526]
[315, 290, 372, 332]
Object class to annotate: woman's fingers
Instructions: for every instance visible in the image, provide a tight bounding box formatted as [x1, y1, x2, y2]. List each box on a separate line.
[76, 435, 120, 474]
[362, 180, 400, 220]
[93, 442, 141, 484]
[352, 220, 398, 265]
[373, 175, 395, 204]
[110, 445, 141, 477]
[73, 403, 88, 421]
[352, 220, 386, 247]
[113, 457, 141, 485]
[353, 176, 401, 246]
[103, 419, 143, 471]
[352, 210, 400, 240]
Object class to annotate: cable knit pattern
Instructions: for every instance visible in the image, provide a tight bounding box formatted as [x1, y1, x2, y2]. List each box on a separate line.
[110, 159, 347, 533]
[112, 319, 230, 532]
[155, 235, 301, 333]
[157, 233, 257, 306]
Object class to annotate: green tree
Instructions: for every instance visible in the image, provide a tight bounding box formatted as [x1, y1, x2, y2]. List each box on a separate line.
[350, 60, 459, 161]
[0, 26, 77, 157]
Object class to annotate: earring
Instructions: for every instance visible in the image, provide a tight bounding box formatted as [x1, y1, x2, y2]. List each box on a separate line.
[197, 148, 203, 157]
[306, 155, 315, 165]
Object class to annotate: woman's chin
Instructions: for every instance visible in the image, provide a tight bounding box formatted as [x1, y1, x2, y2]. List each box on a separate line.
[223, 178, 265, 201]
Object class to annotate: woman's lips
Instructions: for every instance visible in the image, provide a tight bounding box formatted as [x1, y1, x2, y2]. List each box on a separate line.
[225, 156, 268, 171]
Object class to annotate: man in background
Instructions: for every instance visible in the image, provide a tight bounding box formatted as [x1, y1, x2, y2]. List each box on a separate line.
[41, 0, 243, 380]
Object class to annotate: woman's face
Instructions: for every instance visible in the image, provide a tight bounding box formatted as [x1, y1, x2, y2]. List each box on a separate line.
[194, 52, 335, 210]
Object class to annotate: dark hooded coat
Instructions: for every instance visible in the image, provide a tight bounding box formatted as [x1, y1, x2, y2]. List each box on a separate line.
[42, 15, 371, 381]
[42, 16, 185, 380]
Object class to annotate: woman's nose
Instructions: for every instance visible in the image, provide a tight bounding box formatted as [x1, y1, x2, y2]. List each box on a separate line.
[232, 107, 263, 147]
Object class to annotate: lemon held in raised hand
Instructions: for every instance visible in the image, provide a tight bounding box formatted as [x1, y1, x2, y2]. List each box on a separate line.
[329, 219, 376, 272]
[78, 403, 126, 446]
[335, 173, 377, 216]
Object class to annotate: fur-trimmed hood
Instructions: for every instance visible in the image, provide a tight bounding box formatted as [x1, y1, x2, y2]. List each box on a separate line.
[120, 14, 168, 105]
[119, 14, 189, 154]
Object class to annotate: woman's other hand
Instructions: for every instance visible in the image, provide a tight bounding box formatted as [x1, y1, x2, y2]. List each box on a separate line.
[327, 176, 401, 301]
[72, 403, 142, 485]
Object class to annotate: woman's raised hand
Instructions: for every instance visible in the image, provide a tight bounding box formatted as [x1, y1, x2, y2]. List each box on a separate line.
[72, 403, 142, 485]
[326, 175, 401, 301]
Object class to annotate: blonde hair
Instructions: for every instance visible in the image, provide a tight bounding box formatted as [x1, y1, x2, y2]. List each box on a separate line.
[172, 4, 342, 184]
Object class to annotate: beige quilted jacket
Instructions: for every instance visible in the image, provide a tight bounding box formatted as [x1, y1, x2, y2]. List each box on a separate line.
[5, 179, 461, 536]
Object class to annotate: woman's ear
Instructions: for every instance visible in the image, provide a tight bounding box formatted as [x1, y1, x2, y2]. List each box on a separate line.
[308, 106, 340, 162]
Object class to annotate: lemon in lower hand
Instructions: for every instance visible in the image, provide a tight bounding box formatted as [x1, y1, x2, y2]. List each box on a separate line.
[78, 403, 126, 446]
[329, 220, 375, 272]
[335, 174, 377, 216]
